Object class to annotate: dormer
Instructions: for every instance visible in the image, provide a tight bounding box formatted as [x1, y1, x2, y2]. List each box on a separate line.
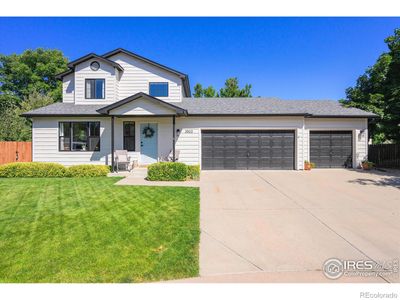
[57, 49, 191, 105]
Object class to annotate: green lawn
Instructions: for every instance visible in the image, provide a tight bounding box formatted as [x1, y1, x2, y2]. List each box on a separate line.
[0, 177, 199, 283]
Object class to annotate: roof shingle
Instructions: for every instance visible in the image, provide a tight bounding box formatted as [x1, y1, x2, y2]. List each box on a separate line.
[179, 98, 376, 117]
[22, 97, 377, 118]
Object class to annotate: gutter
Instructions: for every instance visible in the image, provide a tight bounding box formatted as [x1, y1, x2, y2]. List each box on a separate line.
[184, 113, 311, 117]
[305, 115, 378, 119]
[21, 113, 104, 118]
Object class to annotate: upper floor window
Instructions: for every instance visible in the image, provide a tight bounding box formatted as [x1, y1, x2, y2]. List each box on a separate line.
[85, 79, 105, 99]
[149, 82, 169, 97]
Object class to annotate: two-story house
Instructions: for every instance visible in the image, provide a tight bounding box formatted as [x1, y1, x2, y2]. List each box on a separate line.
[23, 48, 375, 170]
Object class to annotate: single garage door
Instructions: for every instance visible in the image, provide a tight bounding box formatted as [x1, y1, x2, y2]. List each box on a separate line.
[201, 130, 295, 170]
[310, 131, 353, 168]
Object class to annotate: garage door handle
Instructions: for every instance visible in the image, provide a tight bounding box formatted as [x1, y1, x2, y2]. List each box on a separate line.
[247, 151, 250, 157]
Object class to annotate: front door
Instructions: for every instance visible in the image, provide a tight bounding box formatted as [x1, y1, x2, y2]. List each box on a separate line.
[140, 123, 158, 164]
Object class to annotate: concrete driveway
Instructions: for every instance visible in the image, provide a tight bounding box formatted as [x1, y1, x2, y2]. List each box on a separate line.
[187, 169, 399, 283]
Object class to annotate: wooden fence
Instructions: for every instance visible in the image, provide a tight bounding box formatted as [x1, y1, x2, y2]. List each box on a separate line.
[0, 141, 32, 165]
[368, 144, 400, 168]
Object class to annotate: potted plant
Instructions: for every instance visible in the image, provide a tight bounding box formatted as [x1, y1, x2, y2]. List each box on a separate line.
[304, 160, 316, 170]
[361, 160, 374, 170]
[304, 160, 311, 170]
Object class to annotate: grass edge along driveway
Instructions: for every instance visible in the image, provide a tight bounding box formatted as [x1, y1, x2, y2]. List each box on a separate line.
[0, 177, 199, 283]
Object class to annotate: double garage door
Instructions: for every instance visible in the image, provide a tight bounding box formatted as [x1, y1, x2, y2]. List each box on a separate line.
[201, 130, 353, 170]
[201, 130, 295, 170]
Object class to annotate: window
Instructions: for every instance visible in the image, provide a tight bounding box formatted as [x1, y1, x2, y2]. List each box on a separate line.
[59, 122, 100, 151]
[59, 122, 71, 151]
[90, 61, 100, 71]
[149, 82, 168, 97]
[123, 122, 135, 151]
[85, 79, 105, 99]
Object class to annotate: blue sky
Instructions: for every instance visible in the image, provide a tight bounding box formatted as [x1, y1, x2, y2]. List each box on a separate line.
[0, 17, 399, 100]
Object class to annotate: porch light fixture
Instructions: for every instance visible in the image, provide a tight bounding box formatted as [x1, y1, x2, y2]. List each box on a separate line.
[176, 128, 181, 135]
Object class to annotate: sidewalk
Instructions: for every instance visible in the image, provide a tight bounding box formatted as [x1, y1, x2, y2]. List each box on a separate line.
[114, 168, 200, 187]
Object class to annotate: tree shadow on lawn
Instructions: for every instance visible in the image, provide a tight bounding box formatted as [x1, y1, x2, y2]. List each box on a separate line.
[347, 169, 400, 189]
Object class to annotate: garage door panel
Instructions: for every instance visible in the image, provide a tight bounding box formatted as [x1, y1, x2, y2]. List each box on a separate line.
[213, 139, 224, 147]
[260, 137, 271, 145]
[202, 130, 294, 170]
[223, 160, 236, 169]
[224, 148, 236, 157]
[248, 159, 260, 169]
[248, 148, 260, 156]
[236, 159, 248, 169]
[236, 148, 248, 157]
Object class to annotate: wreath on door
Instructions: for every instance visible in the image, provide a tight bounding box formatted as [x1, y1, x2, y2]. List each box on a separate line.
[142, 125, 155, 138]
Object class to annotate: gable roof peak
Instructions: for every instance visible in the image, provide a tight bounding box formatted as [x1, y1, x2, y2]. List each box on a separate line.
[96, 92, 187, 116]
[102, 48, 191, 96]
[66, 52, 123, 71]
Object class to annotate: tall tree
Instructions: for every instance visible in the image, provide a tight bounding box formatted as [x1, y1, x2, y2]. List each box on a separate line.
[193, 77, 252, 98]
[340, 29, 400, 143]
[0, 92, 54, 141]
[193, 83, 217, 97]
[219, 77, 252, 97]
[0, 48, 68, 102]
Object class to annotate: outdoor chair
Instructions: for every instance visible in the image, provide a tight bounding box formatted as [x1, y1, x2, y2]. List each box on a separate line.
[114, 150, 132, 172]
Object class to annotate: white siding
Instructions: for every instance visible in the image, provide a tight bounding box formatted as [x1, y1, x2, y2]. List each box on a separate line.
[32, 117, 111, 166]
[109, 53, 183, 103]
[296, 120, 309, 170]
[32, 116, 174, 166]
[74, 58, 117, 105]
[62, 53, 185, 104]
[62, 73, 75, 103]
[109, 99, 175, 116]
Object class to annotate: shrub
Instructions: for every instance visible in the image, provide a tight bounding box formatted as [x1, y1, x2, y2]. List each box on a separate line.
[361, 160, 374, 170]
[66, 165, 110, 177]
[0, 162, 66, 178]
[187, 165, 200, 181]
[0, 162, 110, 178]
[147, 162, 188, 181]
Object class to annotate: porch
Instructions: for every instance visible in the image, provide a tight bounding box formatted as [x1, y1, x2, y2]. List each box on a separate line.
[109, 115, 178, 171]
[96, 92, 187, 171]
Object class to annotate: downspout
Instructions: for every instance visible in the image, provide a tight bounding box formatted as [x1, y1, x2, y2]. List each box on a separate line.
[302, 117, 305, 170]
[172, 115, 176, 162]
[111, 116, 115, 172]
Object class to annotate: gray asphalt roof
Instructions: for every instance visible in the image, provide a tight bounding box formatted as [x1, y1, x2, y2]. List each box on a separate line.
[180, 98, 376, 117]
[22, 97, 377, 117]
[23, 103, 104, 116]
